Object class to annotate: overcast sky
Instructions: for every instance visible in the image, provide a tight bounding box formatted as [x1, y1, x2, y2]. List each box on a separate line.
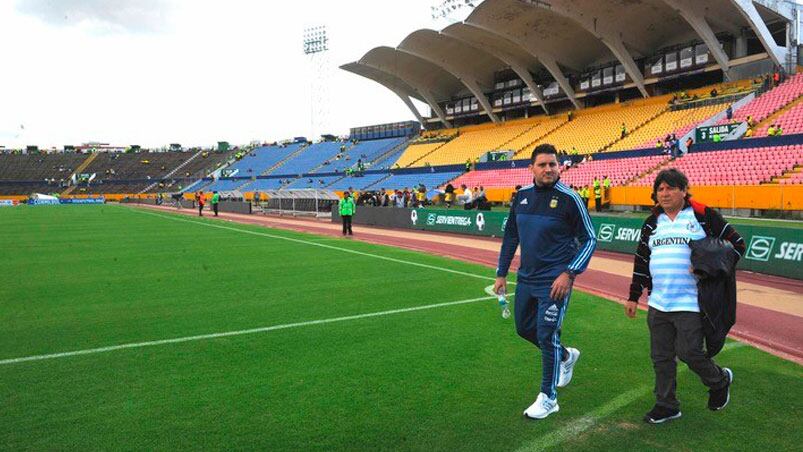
[0, 0, 468, 149]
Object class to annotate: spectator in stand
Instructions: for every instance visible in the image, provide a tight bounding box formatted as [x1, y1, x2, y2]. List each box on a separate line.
[775, 124, 783, 136]
[767, 125, 777, 137]
[710, 88, 718, 98]
[457, 184, 473, 206]
[726, 105, 733, 121]
[620, 123, 627, 139]
[746, 116, 756, 129]
[415, 186, 427, 207]
[685, 136, 694, 154]
[444, 183, 455, 208]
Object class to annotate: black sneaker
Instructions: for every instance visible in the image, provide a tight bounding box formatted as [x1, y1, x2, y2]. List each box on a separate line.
[644, 405, 682, 424]
[708, 368, 733, 411]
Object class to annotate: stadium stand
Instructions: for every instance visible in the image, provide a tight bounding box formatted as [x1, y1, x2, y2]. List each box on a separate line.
[393, 142, 449, 168]
[633, 145, 803, 186]
[449, 154, 668, 189]
[226, 143, 306, 176]
[269, 141, 344, 175]
[524, 101, 667, 155]
[395, 120, 539, 168]
[724, 73, 803, 126]
[364, 170, 463, 191]
[204, 178, 250, 192]
[607, 104, 723, 151]
[756, 99, 803, 137]
[241, 178, 286, 191]
[326, 172, 391, 190]
[310, 137, 405, 174]
[0, 152, 87, 195]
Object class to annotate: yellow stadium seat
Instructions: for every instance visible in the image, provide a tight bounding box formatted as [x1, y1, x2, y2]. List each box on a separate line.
[607, 104, 722, 152]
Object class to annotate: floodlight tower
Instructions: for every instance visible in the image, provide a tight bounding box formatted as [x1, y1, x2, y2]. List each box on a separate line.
[303, 25, 331, 141]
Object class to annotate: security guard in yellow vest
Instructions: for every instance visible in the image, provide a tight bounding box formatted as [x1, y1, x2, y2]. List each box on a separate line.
[592, 178, 602, 212]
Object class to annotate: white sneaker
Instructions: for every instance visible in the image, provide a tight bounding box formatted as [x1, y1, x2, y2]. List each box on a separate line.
[557, 347, 580, 388]
[523, 392, 559, 419]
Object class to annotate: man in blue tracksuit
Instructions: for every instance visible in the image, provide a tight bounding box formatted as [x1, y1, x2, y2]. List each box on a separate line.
[494, 144, 597, 420]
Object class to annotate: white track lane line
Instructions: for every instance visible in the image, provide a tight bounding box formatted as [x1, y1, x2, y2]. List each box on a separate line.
[1, 295, 496, 366]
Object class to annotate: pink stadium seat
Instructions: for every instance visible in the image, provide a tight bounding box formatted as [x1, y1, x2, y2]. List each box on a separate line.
[723, 74, 803, 127]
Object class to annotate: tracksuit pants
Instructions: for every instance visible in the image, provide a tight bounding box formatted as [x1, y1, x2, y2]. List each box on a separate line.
[514, 283, 571, 400]
[341, 215, 353, 235]
[647, 308, 728, 410]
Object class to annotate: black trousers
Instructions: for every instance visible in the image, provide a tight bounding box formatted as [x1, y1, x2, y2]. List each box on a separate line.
[213, 203, 219, 216]
[342, 215, 353, 235]
[594, 197, 601, 212]
[647, 308, 728, 410]
[198, 204, 204, 216]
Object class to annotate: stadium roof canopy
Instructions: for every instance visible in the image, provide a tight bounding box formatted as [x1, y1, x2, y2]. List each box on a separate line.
[342, 0, 799, 126]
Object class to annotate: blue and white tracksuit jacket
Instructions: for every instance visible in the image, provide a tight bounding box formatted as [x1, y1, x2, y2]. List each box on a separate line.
[497, 180, 597, 399]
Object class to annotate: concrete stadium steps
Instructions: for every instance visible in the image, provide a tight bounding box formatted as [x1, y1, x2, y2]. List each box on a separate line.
[755, 95, 803, 136]
[260, 143, 309, 176]
[507, 117, 568, 157]
[525, 101, 669, 155]
[61, 152, 99, 196]
[723, 74, 803, 126]
[769, 165, 803, 184]
[395, 141, 451, 168]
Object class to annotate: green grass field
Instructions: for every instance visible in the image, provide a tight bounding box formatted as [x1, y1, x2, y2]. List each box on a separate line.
[1, 205, 801, 450]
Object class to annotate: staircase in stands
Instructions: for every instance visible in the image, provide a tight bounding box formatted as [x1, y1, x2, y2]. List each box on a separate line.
[60, 152, 98, 196]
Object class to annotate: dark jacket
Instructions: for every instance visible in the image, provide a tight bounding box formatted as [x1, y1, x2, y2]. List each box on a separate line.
[690, 237, 739, 357]
[628, 201, 745, 356]
[497, 180, 596, 291]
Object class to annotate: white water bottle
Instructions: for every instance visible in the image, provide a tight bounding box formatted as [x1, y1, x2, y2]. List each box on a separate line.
[497, 292, 511, 319]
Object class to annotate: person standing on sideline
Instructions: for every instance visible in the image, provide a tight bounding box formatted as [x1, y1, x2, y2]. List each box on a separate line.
[211, 191, 220, 217]
[339, 191, 356, 236]
[592, 177, 602, 212]
[195, 191, 205, 217]
[626, 168, 745, 424]
[495, 144, 597, 420]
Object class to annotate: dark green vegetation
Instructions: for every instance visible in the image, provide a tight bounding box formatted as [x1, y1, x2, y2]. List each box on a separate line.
[1, 205, 800, 450]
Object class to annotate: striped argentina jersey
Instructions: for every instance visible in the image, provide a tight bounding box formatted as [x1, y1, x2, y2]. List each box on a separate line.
[647, 207, 706, 312]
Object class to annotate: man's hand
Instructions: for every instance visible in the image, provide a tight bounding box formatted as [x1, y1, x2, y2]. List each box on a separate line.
[625, 301, 638, 318]
[550, 272, 573, 301]
[493, 276, 507, 296]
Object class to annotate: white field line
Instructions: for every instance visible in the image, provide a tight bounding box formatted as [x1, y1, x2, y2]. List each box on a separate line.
[516, 341, 748, 452]
[130, 207, 509, 285]
[0, 295, 496, 366]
